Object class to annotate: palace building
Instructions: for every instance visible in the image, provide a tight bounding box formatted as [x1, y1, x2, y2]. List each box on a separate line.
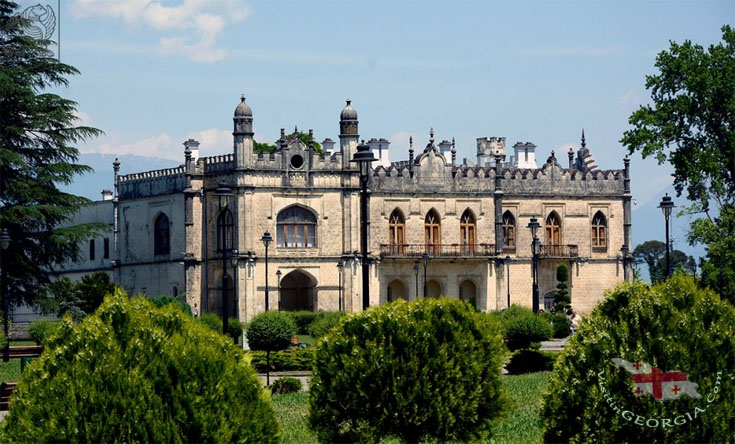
[58, 97, 634, 320]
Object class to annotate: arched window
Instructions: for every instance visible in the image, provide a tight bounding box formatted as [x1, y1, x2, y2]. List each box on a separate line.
[277, 206, 317, 248]
[217, 209, 234, 252]
[591, 211, 607, 251]
[388, 210, 405, 254]
[545, 212, 562, 256]
[424, 210, 441, 254]
[154, 213, 170, 255]
[502, 211, 516, 250]
[460, 210, 476, 254]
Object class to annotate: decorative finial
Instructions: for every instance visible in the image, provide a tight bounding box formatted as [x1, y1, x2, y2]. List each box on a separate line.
[113, 157, 120, 169]
[280, 128, 285, 138]
[294, 125, 298, 134]
[346, 98, 351, 105]
[409, 136, 414, 152]
[429, 127, 434, 143]
[451, 137, 456, 152]
[240, 94, 245, 102]
[581, 128, 586, 148]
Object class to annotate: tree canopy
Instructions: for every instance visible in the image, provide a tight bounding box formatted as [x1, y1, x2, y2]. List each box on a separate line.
[633, 240, 696, 284]
[0, 1, 104, 305]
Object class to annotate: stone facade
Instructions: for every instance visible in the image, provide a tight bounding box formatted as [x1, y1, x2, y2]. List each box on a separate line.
[56, 97, 634, 320]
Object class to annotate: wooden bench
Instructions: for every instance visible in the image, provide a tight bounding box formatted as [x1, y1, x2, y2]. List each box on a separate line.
[0, 382, 17, 410]
[0, 346, 43, 410]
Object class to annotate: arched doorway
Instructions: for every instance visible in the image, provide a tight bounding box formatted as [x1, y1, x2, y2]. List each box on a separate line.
[427, 280, 442, 298]
[387, 280, 408, 302]
[459, 279, 477, 308]
[280, 270, 317, 311]
[543, 291, 556, 311]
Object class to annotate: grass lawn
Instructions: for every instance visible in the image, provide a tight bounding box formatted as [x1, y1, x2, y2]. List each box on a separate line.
[0, 340, 38, 384]
[272, 371, 551, 444]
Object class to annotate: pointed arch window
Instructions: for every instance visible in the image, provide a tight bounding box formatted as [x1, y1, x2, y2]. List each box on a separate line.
[592, 211, 607, 251]
[277, 206, 317, 248]
[460, 210, 476, 254]
[502, 211, 516, 250]
[545, 212, 562, 256]
[217, 209, 234, 252]
[388, 210, 405, 254]
[424, 210, 441, 254]
[154, 213, 170, 255]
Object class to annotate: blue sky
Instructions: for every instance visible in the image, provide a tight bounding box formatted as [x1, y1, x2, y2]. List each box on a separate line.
[16, 0, 733, 259]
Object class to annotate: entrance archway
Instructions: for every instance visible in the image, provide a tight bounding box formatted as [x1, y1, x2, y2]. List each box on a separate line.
[387, 280, 408, 302]
[427, 279, 442, 298]
[459, 279, 477, 307]
[280, 270, 317, 311]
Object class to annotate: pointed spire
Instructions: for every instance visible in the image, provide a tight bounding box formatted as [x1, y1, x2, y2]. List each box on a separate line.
[429, 127, 434, 144]
[294, 125, 298, 134]
[581, 128, 586, 148]
[451, 137, 456, 164]
[409, 136, 414, 153]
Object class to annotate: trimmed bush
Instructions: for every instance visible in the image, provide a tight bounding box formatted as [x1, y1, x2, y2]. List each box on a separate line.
[285, 311, 318, 335]
[248, 348, 314, 372]
[228, 317, 244, 341]
[0, 290, 279, 443]
[307, 311, 346, 338]
[541, 311, 570, 338]
[505, 349, 557, 374]
[247, 311, 297, 385]
[197, 313, 222, 332]
[271, 377, 302, 395]
[504, 311, 552, 351]
[27, 319, 60, 345]
[148, 295, 192, 317]
[542, 276, 735, 443]
[308, 298, 508, 443]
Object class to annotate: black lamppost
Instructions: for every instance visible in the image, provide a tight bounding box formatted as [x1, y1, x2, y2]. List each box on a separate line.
[413, 263, 419, 300]
[215, 181, 233, 336]
[337, 260, 344, 311]
[658, 193, 675, 279]
[276, 269, 282, 310]
[421, 253, 430, 298]
[229, 249, 239, 343]
[505, 255, 511, 309]
[261, 231, 273, 311]
[527, 217, 541, 313]
[351, 141, 377, 310]
[1, 229, 11, 362]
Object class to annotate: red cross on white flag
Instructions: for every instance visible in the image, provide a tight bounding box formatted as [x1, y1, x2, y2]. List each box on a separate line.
[611, 358, 702, 401]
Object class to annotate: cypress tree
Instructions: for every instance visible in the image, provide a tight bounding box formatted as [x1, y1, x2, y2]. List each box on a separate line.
[554, 264, 571, 314]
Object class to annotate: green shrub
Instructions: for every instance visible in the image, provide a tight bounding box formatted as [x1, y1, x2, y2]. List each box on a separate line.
[248, 348, 314, 372]
[228, 317, 243, 341]
[147, 295, 192, 317]
[247, 311, 297, 385]
[0, 289, 279, 443]
[307, 311, 345, 338]
[542, 276, 735, 443]
[286, 311, 319, 335]
[309, 298, 508, 443]
[271, 377, 302, 395]
[541, 311, 570, 338]
[197, 313, 222, 332]
[27, 319, 59, 345]
[505, 350, 557, 374]
[504, 311, 552, 351]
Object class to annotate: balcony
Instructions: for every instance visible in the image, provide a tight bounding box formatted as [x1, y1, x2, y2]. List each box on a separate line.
[379, 243, 496, 259]
[538, 244, 579, 258]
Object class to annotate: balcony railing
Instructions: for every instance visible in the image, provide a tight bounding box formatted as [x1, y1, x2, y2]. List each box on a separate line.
[380, 243, 496, 258]
[538, 244, 579, 258]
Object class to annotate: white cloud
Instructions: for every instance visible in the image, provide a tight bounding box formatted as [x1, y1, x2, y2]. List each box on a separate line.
[617, 88, 640, 105]
[185, 128, 232, 157]
[69, 0, 251, 63]
[389, 131, 413, 152]
[73, 110, 93, 126]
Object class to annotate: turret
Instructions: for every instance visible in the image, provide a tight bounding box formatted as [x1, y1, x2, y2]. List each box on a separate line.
[339, 99, 359, 169]
[234, 95, 254, 168]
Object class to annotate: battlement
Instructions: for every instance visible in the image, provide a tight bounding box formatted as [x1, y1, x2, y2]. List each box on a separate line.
[201, 153, 234, 173]
[118, 165, 186, 199]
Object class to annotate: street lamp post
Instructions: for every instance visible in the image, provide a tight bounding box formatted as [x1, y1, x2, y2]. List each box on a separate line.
[337, 260, 344, 311]
[351, 141, 377, 310]
[527, 217, 541, 313]
[276, 269, 282, 310]
[658, 194, 675, 279]
[229, 249, 239, 343]
[413, 263, 419, 300]
[261, 231, 273, 311]
[421, 253, 430, 298]
[215, 182, 234, 337]
[505, 255, 511, 309]
[1, 229, 11, 362]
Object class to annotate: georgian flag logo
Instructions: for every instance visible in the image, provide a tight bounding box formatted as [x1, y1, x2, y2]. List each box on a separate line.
[612, 358, 703, 401]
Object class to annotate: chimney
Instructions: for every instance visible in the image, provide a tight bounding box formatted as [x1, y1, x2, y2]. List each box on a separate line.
[183, 139, 200, 162]
[322, 138, 336, 154]
[438, 139, 452, 158]
[101, 189, 113, 201]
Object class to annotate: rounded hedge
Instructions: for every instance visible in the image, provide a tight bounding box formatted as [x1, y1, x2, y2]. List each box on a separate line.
[0, 290, 280, 443]
[542, 275, 735, 443]
[246, 311, 297, 353]
[504, 311, 552, 351]
[308, 298, 508, 443]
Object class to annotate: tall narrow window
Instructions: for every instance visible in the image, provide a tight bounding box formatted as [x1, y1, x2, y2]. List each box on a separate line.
[388, 209, 405, 254]
[217, 209, 234, 252]
[424, 209, 441, 254]
[545, 212, 562, 256]
[103, 238, 110, 259]
[591, 211, 607, 251]
[89, 239, 95, 261]
[459, 210, 476, 254]
[154, 213, 170, 255]
[277, 206, 317, 248]
[502, 211, 516, 249]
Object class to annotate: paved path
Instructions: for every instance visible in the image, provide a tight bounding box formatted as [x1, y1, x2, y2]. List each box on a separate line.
[540, 337, 569, 352]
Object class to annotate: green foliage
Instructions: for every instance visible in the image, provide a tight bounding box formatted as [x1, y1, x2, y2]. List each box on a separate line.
[0, 289, 280, 443]
[271, 377, 303, 395]
[254, 140, 277, 153]
[308, 298, 508, 443]
[147, 295, 193, 317]
[633, 240, 696, 284]
[286, 311, 319, 335]
[505, 350, 557, 374]
[40, 272, 116, 321]
[248, 348, 314, 373]
[27, 319, 59, 345]
[504, 311, 552, 351]
[197, 313, 222, 332]
[0, 328, 6, 351]
[689, 206, 735, 305]
[542, 276, 735, 443]
[247, 311, 297, 353]
[228, 317, 244, 341]
[554, 264, 571, 314]
[0, 1, 106, 307]
[306, 311, 345, 338]
[542, 311, 570, 338]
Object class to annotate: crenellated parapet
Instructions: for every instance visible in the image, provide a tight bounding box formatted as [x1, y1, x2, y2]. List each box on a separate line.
[201, 154, 235, 173]
[118, 166, 187, 198]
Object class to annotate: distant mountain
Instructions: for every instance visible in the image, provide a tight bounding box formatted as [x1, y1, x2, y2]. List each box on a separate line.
[61, 153, 180, 201]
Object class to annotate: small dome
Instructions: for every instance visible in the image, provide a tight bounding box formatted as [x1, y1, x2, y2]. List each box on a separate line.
[234, 95, 252, 118]
[340, 99, 357, 120]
